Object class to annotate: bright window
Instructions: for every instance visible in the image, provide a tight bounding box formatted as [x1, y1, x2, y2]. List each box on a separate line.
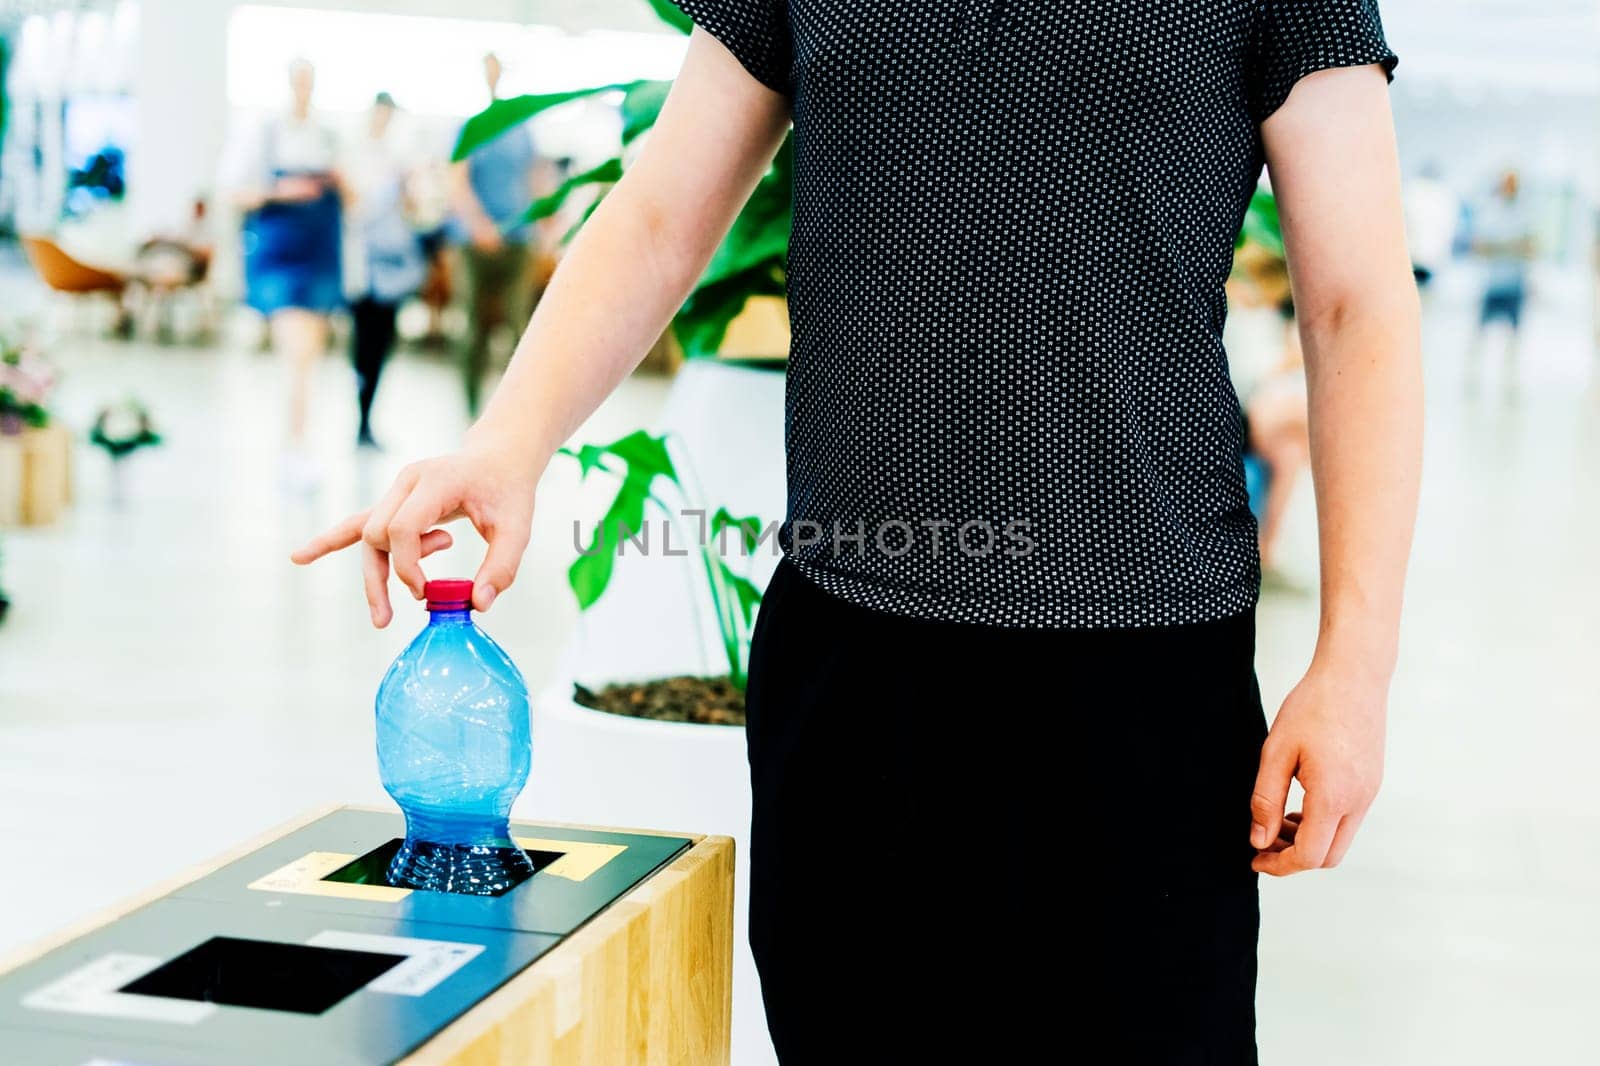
[224, 4, 688, 117]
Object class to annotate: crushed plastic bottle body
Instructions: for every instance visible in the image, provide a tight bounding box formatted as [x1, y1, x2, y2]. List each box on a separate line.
[376, 581, 534, 895]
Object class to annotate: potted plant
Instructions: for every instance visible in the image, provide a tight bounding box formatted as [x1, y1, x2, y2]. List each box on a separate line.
[90, 398, 162, 508]
[451, 0, 791, 366]
[523, 424, 782, 1065]
[461, 6, 791, 1058]
[0, 335, 70, 528]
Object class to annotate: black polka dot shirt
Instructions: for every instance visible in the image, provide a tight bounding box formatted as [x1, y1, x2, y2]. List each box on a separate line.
[673, 0, 1397, 628]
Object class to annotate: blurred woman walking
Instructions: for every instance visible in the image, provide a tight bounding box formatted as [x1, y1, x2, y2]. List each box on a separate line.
[228, 58, 344, 490]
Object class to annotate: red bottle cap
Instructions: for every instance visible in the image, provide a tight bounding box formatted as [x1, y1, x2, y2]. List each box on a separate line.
[424, 579, 475, 611]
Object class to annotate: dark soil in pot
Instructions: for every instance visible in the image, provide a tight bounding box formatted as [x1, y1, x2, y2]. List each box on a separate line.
[573, 676, 746, 726]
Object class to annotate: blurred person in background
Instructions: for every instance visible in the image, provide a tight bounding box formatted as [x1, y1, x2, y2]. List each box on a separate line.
[1404, 161, 1459, 292]
[344, 92, 427, 450]
[451, 52, 539, 417]
[411, 162, 457, 350]
[1470, 169, 1536, 379]
[225, 57, 344, 489]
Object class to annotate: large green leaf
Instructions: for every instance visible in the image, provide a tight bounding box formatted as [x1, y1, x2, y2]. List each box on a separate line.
[453, 82, 637, 161]
[568, 481, 649, 610]
[674, 263, 785, 357]
[700, 203, 790, 291]
[559, 197, 605, 246]
[715, 561, 764, 626]
[563, 443, 608, 480]
[643, 0, 695, 34]
[522, 157, 623, 225]
[1236, 187, 1283, 256]
[621, 81, 672, 144]
[562, 431, 678, 489]
[528, 128, 793, 357]
[563, 431, 679, 610]
[600, 430, 678, 485]
[711, 508, 764, 553]
[699, 136, 792, 290]
[456, 44, 797, 364]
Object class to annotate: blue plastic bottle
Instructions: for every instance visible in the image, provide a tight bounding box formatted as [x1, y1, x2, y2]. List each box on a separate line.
[376, 579, 535, 895]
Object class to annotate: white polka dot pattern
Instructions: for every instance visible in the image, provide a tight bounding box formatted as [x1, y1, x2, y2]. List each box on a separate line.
[1250, 0, 1397, 119]
[672, 0, 1397, 628]
[675, 0, 793, 93]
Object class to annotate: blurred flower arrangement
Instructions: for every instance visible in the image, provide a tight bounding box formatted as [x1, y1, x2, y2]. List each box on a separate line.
[0, 334, 55, 618]
[0, 337, 57, 435]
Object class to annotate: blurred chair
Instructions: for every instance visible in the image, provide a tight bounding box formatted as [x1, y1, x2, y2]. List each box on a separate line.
[20, 234, 132, 337]
[130, 238, 217, 344]
[20, 234, 127, 295]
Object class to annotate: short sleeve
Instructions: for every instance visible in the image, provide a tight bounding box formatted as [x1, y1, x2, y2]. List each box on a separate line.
[1247, 0, 1398, 122]
[672, 0, 792, 95]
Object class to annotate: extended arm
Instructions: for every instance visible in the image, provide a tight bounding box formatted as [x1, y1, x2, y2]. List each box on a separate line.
[293, 30, 791, 625]
[1248, 65, 1423, 875]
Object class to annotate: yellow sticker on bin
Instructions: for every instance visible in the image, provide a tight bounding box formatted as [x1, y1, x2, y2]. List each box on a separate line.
[512, 837, 626, 882]
[245, 837, 627, 901]
[247, 851, 412, 901]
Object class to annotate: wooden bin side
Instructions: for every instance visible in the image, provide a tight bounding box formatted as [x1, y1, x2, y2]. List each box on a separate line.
[400, 835, 735, 1066]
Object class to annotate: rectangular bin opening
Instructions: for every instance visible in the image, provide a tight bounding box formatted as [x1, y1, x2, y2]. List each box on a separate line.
[320, 838, 567, 897]
[119, 936, 405, 1015]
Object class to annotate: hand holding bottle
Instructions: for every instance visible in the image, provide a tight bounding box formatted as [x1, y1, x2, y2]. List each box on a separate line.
[290, 433, 541, 627]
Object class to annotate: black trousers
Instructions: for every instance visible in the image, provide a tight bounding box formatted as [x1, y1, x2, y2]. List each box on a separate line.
[745, 561, 1267, 1065]
[349, 295, 398, 436]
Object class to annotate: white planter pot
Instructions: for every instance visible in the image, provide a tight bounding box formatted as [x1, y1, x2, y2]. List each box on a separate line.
[520, 687, 773, 1066]
[657, 358, 787, 522]
[519, 359, 787, 1063]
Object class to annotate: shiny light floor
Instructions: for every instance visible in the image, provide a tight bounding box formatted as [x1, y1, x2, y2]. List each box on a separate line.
[2, 281, 1597, 1064]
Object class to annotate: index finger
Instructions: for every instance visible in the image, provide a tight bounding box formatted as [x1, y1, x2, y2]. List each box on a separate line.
[385, 490, 448, 600]
[291, 511, 369, 565]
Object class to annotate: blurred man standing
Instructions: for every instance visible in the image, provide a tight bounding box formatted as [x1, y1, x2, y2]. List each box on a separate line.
[1471, 169, 1536, 375]
[451, 52, 539, 417]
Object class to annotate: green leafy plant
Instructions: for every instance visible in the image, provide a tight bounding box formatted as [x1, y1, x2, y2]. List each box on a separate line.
[1235, 185, 1283, 257]
[451, 3, 791, 359]
[562, 430, 766, 689]
[90, 399, 162, 459]
[1231, 185, 1292, 310]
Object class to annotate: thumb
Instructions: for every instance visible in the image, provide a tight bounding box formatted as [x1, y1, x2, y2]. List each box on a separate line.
[1250, 737, 1295, 850]
[473, 522, 531, 612]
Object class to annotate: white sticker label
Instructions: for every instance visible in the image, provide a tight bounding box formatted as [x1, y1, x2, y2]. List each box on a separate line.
[23, 953, 216, 1025]
[305, 931, 484, 997]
